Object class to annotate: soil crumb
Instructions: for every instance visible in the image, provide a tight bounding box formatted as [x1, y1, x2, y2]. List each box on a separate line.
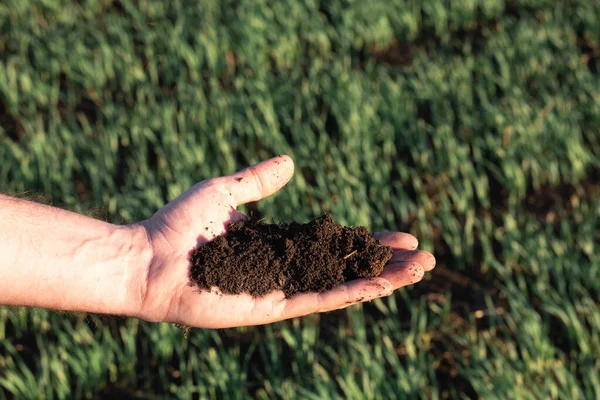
[189, 214, 393, 298]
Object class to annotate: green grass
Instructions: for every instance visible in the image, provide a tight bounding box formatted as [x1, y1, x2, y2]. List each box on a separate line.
[1, 0, 599, 398]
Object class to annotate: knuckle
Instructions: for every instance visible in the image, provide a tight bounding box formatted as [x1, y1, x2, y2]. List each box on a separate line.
[248, 167, 266, 196]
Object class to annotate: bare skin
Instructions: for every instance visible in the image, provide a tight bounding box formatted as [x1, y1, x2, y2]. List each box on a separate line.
[0, 155, 435, 328]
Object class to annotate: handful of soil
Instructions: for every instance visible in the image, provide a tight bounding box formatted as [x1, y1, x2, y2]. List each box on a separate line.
[189, 214, 393, 298]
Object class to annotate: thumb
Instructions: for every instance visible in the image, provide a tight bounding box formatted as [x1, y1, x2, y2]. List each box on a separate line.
[222, 155, 295, 207]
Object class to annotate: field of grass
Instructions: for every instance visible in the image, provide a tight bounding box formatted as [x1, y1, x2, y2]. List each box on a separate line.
[1, 0, 599, 398]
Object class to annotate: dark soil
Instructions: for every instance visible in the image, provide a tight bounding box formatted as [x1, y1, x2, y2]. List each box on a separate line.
[189, 214, 393, 298]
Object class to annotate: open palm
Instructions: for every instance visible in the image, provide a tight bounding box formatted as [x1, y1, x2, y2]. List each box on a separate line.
[137, 155, 435, 328]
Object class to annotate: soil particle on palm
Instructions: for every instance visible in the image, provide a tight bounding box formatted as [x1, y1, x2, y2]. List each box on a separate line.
[189, 214, 393, 298]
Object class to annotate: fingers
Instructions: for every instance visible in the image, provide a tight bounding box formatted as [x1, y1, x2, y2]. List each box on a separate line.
[280, 277, 393, 320]
[389, 250, 436, 271]
[378, 262, 425, 288]
[276, 260, 428, 321]
[374, 232, 435, 271]
[374, 231, 419, 250]
[221, 155, 295, 207]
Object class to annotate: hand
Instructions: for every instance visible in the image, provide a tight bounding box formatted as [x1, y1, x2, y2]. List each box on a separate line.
[135, 155, 435, 328]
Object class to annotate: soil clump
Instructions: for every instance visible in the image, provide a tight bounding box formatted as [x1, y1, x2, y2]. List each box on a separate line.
[190, 214, 393, 298]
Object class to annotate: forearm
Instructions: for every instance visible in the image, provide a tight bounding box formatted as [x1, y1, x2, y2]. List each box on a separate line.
[0, 194, 150, 317]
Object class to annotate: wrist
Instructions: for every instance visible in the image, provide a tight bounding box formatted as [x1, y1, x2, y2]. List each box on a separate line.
[119, 222, 154, 319]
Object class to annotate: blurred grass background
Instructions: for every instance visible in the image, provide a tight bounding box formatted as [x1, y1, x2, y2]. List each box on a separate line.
[1, 0, 599, 398]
